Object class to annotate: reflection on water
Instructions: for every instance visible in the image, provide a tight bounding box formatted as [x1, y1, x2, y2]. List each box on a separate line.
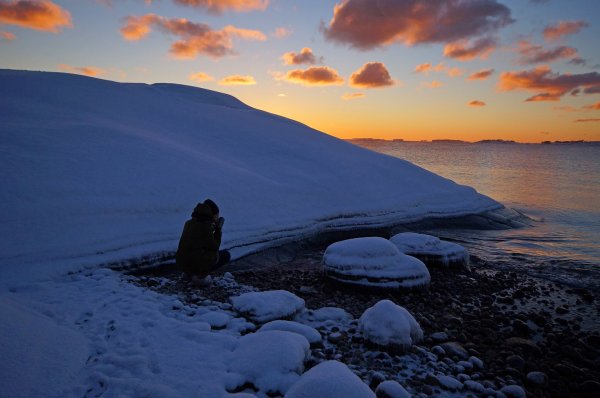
[352, 140, 600, 288]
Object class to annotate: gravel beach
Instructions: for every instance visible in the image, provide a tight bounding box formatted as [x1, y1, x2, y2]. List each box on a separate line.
[131, 244, 600, 398]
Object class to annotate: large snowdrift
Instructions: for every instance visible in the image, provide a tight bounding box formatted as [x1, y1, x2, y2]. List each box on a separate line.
[0, 69, 500, 283]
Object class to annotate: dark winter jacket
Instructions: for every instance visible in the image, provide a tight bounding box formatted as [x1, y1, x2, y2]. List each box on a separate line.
[176, 203, 222, 275]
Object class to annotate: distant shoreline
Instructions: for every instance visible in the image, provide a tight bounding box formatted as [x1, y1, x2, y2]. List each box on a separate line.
[346, 138, 600, 145]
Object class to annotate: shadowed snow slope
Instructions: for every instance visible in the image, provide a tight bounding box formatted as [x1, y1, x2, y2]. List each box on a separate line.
[0, 69, 500, 283]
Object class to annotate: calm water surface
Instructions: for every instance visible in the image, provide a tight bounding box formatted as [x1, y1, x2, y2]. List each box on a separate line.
[352, 140, 600, 289]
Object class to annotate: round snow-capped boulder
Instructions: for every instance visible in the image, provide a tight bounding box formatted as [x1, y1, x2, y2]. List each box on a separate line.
[375, 380, 411, 398]
[323, 237, 430, 291]
[389, 232, 469, 268]
[258, 320, 322, 345]
[358, 300, 423, 352]
[230, 290, 305, 323]
[286, 360, 375, 398]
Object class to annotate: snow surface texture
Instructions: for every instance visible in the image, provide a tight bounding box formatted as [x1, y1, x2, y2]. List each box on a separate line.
[358, 300, 424, 351]
[0, 70, 502, 397]
[230, 290, 306, 323]
[0, 70, 500, 283]
[258, 320, 322, 345]
[389, 233, 469, 268]
[285, 360, 376, 398]
[323, 237, 431, 289]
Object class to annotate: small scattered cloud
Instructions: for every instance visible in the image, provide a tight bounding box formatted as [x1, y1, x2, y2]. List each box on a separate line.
[498, 66, 600, 102]
[468, 68, 495, 81]
[516, 40, 578, 65]
[444, 37, 497, 61]
[322, 0, 512, 50]
[120, 14, 266, 59]
[282, 66, 344, 86]
[1, 31, 16, 40]
[543, 20, 588, 41]
[0, 0, 72, 33]
[414, 62, 463, 77]
[349, 62, 395, 88]
[218, 75, 256, 85]
[273, 27, 291, 39]
[58, 64, 105, 77]
[422, 80, 443, 89]
[172, 0, 269, 14]
[189, 71, 214, 83]
[583, 102, 600, 110]
[574, 118, 600, 123]
[277, 93, 286, 97]
[281, 47, 320, 65]
[342, 92, 365, 100]
[468, 100, 486, 107]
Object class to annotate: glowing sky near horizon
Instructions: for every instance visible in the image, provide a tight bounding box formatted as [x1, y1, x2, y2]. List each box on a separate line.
[1, 0, 599, 142]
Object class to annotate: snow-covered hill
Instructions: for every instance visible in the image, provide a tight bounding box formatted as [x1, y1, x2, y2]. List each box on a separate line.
[1, 69, 499, 282]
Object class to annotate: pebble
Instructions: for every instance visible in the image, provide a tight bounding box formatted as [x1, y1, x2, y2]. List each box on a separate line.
[328, 332, 343, 344]
[500, 384, 527, 398]
[375, 380, 411, 398]
[437, 375, 463, 391]
[430, 332, 448, 342]
[525, 371, 547, 387]
[440, 342, 469, 360]
[469, 356, 484, 369]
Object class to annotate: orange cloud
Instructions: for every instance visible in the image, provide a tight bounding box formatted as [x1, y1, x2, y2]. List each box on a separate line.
[349, 62, 395, 88]
[498, 66, 600, 102]
[444, 37, 497, 61]
[218, 75, 256, 85]
[422, 81, 443, 89]
[189, 71, 214, 83]
[584, 102, 600, 110]
[574, 118, 600, 123]
[543, 20, 588, 41]
[281, 47, 319, 65]
[342, 92, 365, 100]
[283, 66, 344, 86]
[517, 41, 578, 65]
[58, 64, 105, 77]
[323, 0, 512, 50]
[468, 100, 486, 107]
[1, 31, 16, 40]
[0, 0, 72, 32]
[173, 0, 269, 14]
[468, 68, 494, 80]
[120, 14, 266, 59]
[414, 62, 462, 77]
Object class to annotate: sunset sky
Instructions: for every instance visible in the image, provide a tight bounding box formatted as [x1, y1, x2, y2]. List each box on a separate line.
[1, 0, 599, 142]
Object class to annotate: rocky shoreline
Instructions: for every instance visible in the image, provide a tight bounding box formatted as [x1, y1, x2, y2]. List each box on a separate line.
[131, 245, 599, 398]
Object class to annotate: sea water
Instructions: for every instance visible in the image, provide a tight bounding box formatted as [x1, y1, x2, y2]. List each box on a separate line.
[351, 140, 600, 290]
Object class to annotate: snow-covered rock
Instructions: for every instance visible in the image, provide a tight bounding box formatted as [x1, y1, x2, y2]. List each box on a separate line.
[375, 380, 411, 398]
[285, 360, 375, 398]
[294, 307, 353, 327]
[437, 375, 463, 391]
[323, 237, 431, 290]
[500, 385, 527, 398]
[389, 233, 469, 268]
[229, 330, 310, 395]
[258, 320, 322, 345]
[230, 290, 305, 323]
[358, 300, 423, 351]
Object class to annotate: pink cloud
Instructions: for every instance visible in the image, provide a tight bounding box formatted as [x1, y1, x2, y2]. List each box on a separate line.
[468, 68, 494, 80]
[498, 66, 600, 102]
[283, 66, 344, 86]
[468, 100, 486, 107]
[517, 41, 578, 65]
[444, 37, 497, 61]
[273, 27, 291, 39]
[584, 102, 600, 110]
[0, 0, 72, 32]
[323, 0, 512, 50]
[422, 81, 443, 89]
[349, 62, 395, 88]
[120, 14, 266, 59]
[414, 63, 432, 74]
[574, 118, 600, 123]
[218, 75, 256, 85]
[281, 47, 319, 65]
[543, 20, 588, 41]
[414, 62, 463, 77]
[1, 31, 16, 40]
[58, 64, 105, 77]
[173, 0, 269, 14]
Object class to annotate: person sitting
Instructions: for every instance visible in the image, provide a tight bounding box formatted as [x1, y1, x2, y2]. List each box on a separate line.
[176, 199, 231, 280]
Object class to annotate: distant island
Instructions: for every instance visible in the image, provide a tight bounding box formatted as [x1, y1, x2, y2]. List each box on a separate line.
[346, 138, 599, 145]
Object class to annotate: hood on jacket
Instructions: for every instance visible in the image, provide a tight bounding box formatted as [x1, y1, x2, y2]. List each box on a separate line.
[191, 202, 214, 221]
